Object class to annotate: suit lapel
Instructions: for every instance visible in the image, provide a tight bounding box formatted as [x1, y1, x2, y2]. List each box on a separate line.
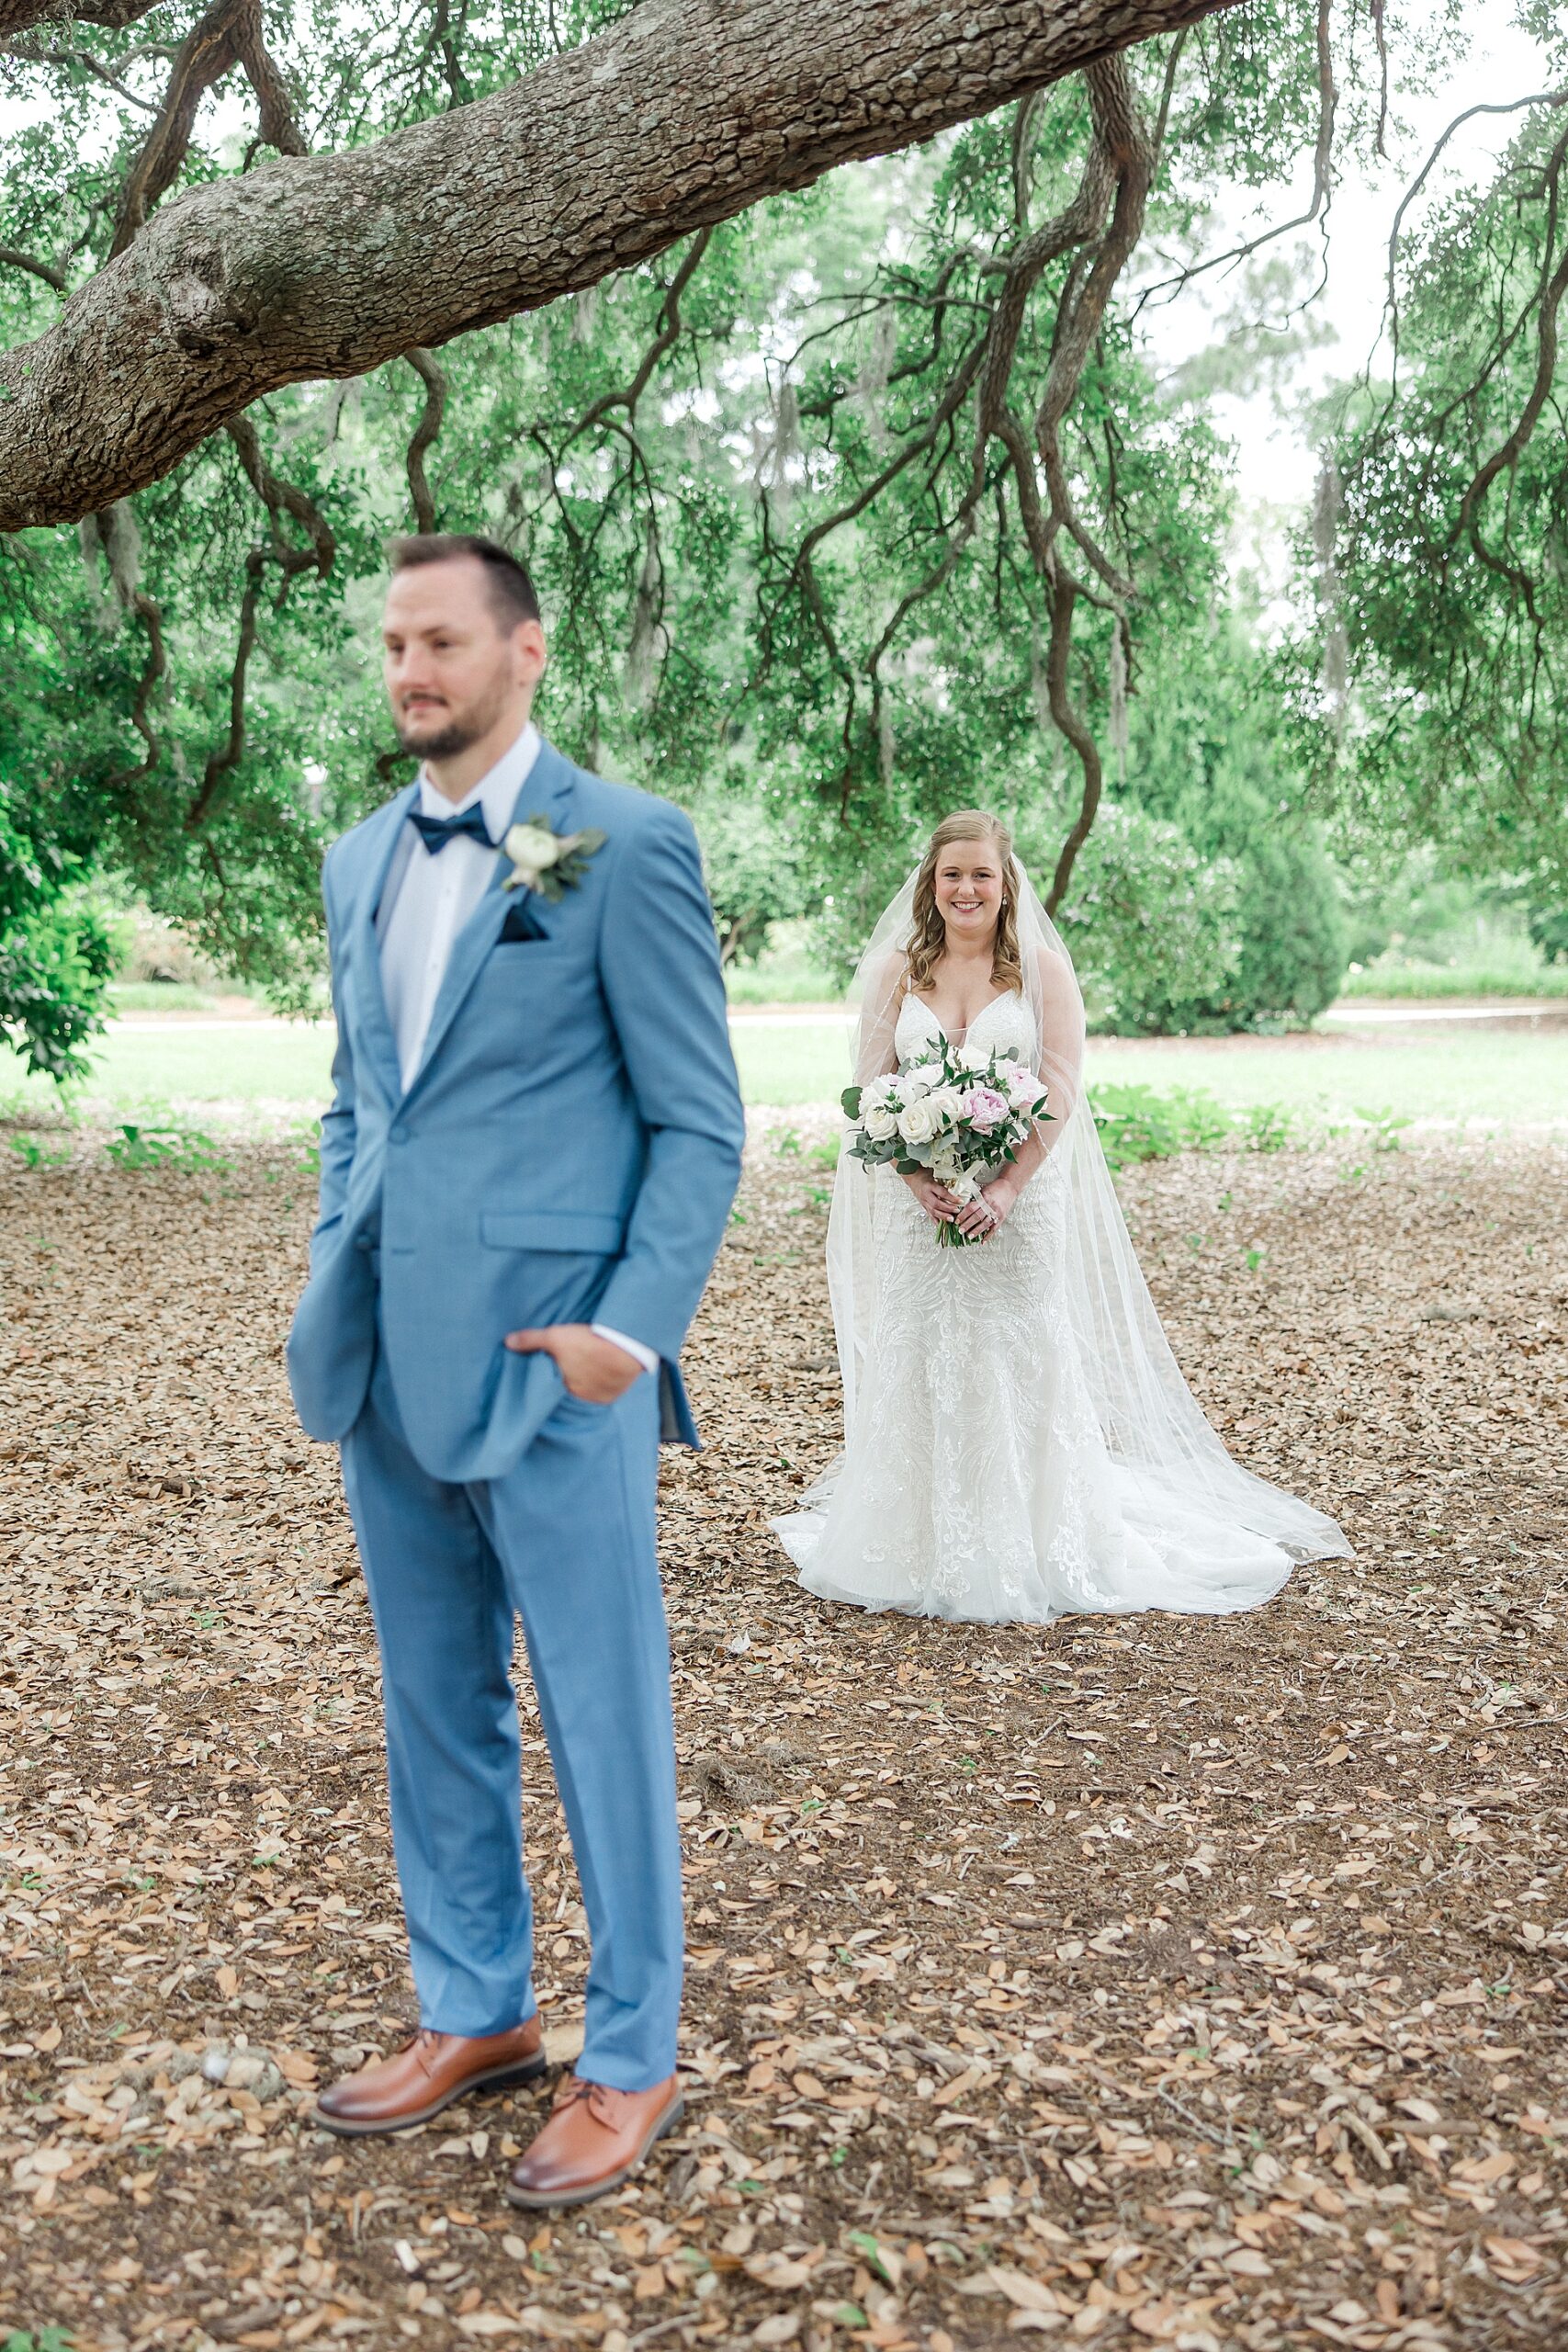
[345, 785, 418, 1097]
[403, 741, 577, 1097]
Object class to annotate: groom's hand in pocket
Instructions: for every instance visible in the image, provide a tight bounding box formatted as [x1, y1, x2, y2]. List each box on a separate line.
[504, 1323, 646, 1403]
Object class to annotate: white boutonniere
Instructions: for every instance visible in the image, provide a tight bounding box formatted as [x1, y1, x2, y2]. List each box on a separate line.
[501, 815, 607, 902]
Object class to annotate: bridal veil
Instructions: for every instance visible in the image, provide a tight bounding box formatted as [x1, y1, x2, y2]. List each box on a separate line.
[798, 854, 1349, 1610]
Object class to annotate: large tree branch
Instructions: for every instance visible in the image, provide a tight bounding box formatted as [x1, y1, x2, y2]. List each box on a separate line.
[0, 0, 162, 37]
[0, 0, 1244, 531]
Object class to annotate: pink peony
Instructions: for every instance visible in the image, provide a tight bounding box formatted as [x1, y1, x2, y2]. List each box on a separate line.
[962, 1083, 1010, 1134]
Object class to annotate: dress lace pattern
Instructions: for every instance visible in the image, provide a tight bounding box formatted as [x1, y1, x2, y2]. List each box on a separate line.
[773, 992, 1304, 1623]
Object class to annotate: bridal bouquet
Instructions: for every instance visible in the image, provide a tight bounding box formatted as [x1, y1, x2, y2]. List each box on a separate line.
[841, 1037, 1050, 1247]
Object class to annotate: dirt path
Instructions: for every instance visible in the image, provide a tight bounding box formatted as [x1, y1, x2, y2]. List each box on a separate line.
[1, 1125, 1565, 2351]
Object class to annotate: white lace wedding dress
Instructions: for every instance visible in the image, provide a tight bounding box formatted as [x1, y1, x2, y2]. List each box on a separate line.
[773, 987, 1345, 1623]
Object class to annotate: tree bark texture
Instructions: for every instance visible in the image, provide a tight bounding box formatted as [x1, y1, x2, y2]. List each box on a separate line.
[0, 0, 1242, 531]
[1, 0, 162, 37]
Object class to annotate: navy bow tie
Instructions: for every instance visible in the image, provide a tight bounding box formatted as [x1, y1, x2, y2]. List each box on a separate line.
[408, 801, 493, 856]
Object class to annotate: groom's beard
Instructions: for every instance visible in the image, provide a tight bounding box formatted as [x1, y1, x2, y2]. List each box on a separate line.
[397, 714, 479, 760]
[395, 678, 509, 762]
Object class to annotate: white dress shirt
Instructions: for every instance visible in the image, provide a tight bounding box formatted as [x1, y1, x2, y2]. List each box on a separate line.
[375, 723, 656, 1381]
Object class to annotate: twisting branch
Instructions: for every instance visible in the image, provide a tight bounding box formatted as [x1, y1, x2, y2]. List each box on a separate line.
[749, 40, 1160, 854]
[1041, 559, 1106, 912]
[0, 245, 66, 291]
[1450, 120, 1568, 612]
[1382, 85, 1568, 412]
[76, 495, 172, 797]
[109, 0, 304, 258]
[863, 52, 1155, 895]
[1134, 0, 1336, 314]
[185, 549, 265, 831]
[1367, 0, 1389, 157]
[224, 413, 335, 575]
[186, 417, 334, 834]
[4, 38, 162, 109]
[1033, 55, 1150, 603]
[853, 90, 1128, 757]
[567, 228, 713, 443]
[402, 346, 448, 533]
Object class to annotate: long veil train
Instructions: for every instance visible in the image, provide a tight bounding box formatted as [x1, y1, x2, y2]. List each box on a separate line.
[773, 856, 1350, 1621]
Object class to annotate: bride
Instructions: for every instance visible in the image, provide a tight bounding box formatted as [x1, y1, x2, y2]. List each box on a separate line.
[773, 808, 1349, 1623]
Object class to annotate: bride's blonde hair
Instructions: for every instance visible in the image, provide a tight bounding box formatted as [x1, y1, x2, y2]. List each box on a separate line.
[904, 810, 1024, 1000]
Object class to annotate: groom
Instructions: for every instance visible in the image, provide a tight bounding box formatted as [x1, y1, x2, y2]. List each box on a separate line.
[286, 533, 744, 2205]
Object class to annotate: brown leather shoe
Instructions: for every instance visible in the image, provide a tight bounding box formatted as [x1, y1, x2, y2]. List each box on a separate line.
[313, 2021, 547, 2137]
[504, 2071, 683, 2209]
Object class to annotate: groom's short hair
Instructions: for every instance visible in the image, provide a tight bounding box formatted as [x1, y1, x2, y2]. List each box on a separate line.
[388, 533, 542, 633]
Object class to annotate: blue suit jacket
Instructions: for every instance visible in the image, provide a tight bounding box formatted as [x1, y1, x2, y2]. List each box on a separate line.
[286, 741, 745, 1482]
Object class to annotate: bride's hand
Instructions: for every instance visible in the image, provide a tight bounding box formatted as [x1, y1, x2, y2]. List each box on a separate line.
[901, 1170, 960, 1226]
[956, 1172, 1019, 1241]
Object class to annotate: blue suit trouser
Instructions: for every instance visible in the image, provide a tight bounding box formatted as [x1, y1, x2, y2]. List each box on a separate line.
[339, 1340, 682, 2090]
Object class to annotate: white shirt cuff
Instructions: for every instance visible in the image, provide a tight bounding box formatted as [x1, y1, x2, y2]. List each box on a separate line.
[591, 1323, 660, 1377]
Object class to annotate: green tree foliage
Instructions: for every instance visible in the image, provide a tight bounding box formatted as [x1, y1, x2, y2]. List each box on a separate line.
[0, 0, 1524, 1064]
[1300, 30, 1568, 923]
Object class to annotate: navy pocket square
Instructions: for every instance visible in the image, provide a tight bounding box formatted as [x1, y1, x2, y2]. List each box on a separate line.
[498, 899, 548, 944]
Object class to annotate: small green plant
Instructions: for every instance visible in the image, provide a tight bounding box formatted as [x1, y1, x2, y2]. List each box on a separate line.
[1244, 1246, 1268, 1272]
[849, 2232, 897, 2284]
[106, 1124, 229, 1172]
[1240, 1101, 1295, 1152]
[5, 2330, 76, 2352]
[6, 1136, 72, 1169]
[288, 1116, 321, 1178]
[773, 1128, 802, 1156]
[1355, 1105, 1414, 1152]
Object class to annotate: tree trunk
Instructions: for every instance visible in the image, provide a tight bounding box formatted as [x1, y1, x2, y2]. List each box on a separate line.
[0, 0, 1241, 532]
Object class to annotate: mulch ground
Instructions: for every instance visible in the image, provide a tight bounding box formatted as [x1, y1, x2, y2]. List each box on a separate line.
[1, 1116, 1566, 2352]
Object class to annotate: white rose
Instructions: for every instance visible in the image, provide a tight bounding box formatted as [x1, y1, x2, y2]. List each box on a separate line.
[863, 1102, 898, 1142]
[924, 1086, 964, 1128]
[504, 822, 566, 875]
[897, 1095, 942, 1146]
[900, 1062, 937, 1098]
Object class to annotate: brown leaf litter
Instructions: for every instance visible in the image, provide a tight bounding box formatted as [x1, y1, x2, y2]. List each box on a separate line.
[0, 1116, 1564, 2351]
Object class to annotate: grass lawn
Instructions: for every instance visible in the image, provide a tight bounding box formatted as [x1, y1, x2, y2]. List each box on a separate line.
[735, 1017, 1568, 1125]
[0, 1019, 338, 1122]
[3, 1007, 1565, 1128]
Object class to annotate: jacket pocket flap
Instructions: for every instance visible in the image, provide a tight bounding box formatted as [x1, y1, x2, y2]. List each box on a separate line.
[481, 1209, 626, 1254]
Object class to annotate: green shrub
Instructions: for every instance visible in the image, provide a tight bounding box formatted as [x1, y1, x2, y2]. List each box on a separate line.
[690, 793, 813, 967]
[1058, 805, 1241, 1035]
[1156, 825, 1348, 1032]
[1091, 1081, 1296, 1169]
